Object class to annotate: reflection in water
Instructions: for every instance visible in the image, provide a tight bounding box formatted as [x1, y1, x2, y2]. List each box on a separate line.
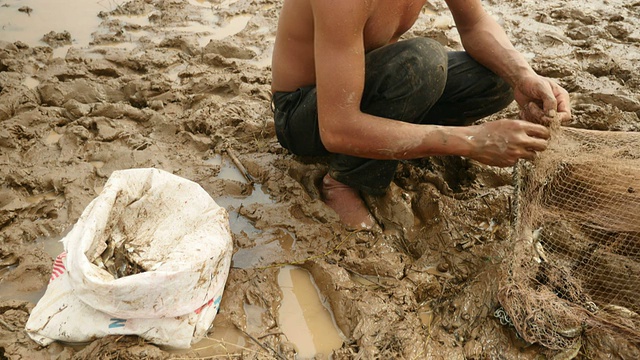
[278, 266, 344, 358]
[210, 155, 274, 212]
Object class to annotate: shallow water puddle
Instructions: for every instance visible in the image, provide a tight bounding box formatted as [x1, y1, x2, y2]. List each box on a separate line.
[0, 276, 47, 303]
[0, 0, 110, 48]
[1, 0, 252, 58]
[231, 229, 295, 268]
[208, 154, 273, 212]
[208, 154, 288, 269]
[278, 265, 344, 358]
[24, 191, 61, 204]
[418, 302, 434, 329]
[0, 235, 64, 302]
[166, 14, 252, 47]
[186, 325, 250, 356]
[188, 266, 346, 357]
[112, 13, 150, 27]
[36, 235, 66, 259]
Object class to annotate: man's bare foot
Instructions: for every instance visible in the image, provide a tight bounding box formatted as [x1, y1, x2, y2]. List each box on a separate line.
[321, 174, 376, 230]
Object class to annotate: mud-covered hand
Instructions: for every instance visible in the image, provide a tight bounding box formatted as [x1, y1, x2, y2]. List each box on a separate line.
[514, 75, 571, 125]
[467, 119, 551, 167]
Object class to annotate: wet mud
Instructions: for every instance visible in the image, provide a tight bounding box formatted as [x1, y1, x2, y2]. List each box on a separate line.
[1, 0, 639, 359]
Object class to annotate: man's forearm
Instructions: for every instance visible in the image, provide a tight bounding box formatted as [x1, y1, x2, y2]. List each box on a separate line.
[457, 13, 536, 87]
[321, 110, 476, 160]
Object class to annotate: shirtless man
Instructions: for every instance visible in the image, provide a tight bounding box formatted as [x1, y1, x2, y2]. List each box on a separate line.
[271, 0, 571, 230]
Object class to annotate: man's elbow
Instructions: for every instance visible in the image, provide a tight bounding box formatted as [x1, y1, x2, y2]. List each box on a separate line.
[319, 128, 351, 154]
[318, 109, 361, 154]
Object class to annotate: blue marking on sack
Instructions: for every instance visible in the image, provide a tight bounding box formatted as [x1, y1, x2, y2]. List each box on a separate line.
[109, 318, 127, 328]
[213, 295, 222, 307]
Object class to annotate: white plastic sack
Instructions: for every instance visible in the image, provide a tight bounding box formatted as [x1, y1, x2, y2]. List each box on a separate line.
[25, 168, 233, 349]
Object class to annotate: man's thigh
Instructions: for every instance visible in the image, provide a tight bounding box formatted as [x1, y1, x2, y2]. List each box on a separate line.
[426, 52, 514, 126]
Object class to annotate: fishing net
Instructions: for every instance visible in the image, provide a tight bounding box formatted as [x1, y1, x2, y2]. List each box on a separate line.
[498, 126, 640, 351]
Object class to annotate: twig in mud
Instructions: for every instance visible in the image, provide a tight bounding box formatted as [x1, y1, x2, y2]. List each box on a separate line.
[481, 196, 493, 213]
[224, 147, 255, 184]
[234, 324, 286, 360]
[342, 267, 391, 289]
[174, 336, 267, 359]
[0, 318, 16, 331]
[257, 331, 284, 340]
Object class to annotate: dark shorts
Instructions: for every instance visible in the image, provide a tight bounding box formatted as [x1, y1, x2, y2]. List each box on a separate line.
[272, 37, 514, 195]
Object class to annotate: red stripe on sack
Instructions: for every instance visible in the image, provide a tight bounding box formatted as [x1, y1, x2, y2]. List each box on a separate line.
[49, 252, 67, 282]
[52, 264, 65, 272]
[195, 298, 215, 314]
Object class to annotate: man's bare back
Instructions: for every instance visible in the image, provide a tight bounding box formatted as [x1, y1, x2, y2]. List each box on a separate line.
[271, 0, 426, 93]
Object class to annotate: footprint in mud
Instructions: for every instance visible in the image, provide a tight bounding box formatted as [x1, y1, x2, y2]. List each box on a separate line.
[0, 251, 20, 274]
[365, 182, 415, 238]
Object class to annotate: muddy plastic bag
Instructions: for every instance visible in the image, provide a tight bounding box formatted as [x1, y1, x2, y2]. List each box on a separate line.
[25, 168, 233, 349]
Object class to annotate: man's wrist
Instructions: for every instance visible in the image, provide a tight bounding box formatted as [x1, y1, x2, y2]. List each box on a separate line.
[506, 65, 537, 88]
[438, 126, 477, 159]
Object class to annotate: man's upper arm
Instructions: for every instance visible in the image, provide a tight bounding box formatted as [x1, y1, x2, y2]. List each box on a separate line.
[310, 0, 368, 150]
[444, 0, 487, 33]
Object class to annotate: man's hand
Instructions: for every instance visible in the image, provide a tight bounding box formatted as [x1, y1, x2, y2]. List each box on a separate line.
[514, 75, 572, 125]
[466, 119, 551, 167]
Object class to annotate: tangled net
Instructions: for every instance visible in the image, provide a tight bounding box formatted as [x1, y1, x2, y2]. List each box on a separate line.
[499, 126, 640, 352]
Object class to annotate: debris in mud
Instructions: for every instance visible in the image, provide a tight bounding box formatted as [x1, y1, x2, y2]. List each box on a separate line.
[92, 237, 145, 278]
[42, 31, 72, 47]
[17, 6, 32, 15]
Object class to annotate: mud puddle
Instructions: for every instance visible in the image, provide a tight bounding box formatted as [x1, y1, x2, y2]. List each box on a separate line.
[182, 265, 343, 359]
[277, 265, 344, 358]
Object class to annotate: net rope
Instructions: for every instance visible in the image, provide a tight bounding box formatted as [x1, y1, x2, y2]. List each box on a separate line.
[499, 126, 640, 350]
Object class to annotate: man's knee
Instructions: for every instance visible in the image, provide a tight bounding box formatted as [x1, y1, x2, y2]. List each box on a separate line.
[362, 38, 449, 120]
[401, 38, 447, 68]
[397, 38, 448, 95]
[366, 37, 447, 91]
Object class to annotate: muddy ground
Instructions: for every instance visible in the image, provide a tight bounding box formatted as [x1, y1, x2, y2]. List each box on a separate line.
[1, 0, 639, 359]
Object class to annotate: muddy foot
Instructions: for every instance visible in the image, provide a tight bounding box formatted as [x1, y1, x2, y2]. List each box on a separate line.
[322, 174, 376, 230]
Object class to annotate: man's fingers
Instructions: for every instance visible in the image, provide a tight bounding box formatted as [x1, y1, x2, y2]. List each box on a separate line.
[524, 122, 551, 139]
[556, 110, 572, 124]
[524, 137, 548, 152]
[541, 82, 559, 117]
[527, 102, 547, 122]
[522, 149, 539, 162]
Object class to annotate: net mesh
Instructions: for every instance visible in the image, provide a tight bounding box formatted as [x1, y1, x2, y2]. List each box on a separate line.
[499, 126, 640, 351]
